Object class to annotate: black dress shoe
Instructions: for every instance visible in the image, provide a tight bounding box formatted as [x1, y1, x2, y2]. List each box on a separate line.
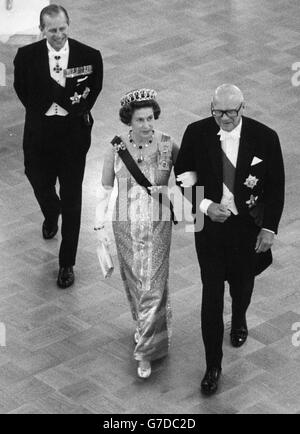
[201, 367, 222, 396]
[42, 220, 59, 240]
[57, 266, 74, 289]
[230, 326, 248, 348]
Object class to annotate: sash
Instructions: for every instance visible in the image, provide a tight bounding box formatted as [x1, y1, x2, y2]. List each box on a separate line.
[111, 136, 177, 224]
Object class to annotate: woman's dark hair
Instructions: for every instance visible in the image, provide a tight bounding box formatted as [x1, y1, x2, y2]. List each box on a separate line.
[119, 99, 161, 125]
[40, 4, 70, 29]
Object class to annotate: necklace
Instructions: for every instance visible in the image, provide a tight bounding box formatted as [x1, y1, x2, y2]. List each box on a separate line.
[128, 130, 154, 163]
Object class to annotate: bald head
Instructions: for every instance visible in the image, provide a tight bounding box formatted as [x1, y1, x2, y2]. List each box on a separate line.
[212, 84, 245, 132]
[213, 84, 244, 107]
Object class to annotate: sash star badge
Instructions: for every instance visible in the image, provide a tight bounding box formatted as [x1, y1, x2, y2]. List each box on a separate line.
[246, 195, 258, 208]
[70, 92, 82, 104]
[244, 174, 259, 189]
[70, 88, 90, 105]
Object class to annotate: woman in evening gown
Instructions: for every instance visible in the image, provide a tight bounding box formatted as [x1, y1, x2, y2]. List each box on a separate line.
[95, 89, 178, 378]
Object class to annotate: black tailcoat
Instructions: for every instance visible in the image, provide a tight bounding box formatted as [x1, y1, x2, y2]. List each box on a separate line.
[14, 37, 103, 144]
[175, 116, 285, 234]
[174, 116, 285, 368]
[13, 38, 103, 267]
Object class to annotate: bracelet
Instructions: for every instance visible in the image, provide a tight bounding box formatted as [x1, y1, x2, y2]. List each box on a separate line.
[94, 225, 105, 231]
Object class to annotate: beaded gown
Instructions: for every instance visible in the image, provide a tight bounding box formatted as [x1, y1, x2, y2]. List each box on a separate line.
[102, 131, 178, 362]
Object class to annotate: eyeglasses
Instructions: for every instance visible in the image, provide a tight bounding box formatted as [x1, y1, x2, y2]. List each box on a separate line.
[211, 102, 243, 118]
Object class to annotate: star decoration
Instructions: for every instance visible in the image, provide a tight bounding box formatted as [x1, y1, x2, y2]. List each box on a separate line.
[244, 174, 259, 189]
[70, 92, 82, 105]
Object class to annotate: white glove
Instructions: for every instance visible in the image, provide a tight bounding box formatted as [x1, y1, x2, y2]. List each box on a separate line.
[176, 171, 197, 187]
[94, 183, 113, 245]
[96, 226, 111, 245]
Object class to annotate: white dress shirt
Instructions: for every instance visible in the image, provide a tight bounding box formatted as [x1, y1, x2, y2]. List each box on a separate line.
[200, 120, 242, 215]
[45, 40, 69, 116]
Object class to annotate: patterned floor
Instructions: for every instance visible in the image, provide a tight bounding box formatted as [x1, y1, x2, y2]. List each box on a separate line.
[0, 0, 300, 414]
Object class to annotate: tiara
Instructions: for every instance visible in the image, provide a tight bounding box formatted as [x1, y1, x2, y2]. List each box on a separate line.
[120, 88, 157, 106]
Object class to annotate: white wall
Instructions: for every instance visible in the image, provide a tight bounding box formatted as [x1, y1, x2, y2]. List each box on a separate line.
[0, 0, 49, 42]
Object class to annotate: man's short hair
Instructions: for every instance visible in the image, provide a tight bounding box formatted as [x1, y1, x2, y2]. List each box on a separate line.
[40, 4, 70, 29]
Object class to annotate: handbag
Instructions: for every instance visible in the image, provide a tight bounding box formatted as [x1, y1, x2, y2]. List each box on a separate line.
[111, 136, 177, 224]
[97, 242, 114, 278]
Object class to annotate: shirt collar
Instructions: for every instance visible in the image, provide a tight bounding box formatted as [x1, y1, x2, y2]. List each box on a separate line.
[47, 39, 69, 56]
[218, 119, 242, 140]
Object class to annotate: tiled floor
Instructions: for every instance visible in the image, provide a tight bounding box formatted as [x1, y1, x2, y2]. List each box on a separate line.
[0, 0, 300, 414]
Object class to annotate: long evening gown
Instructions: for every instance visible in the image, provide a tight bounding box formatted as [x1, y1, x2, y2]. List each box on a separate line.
[102, 130, 178, 362]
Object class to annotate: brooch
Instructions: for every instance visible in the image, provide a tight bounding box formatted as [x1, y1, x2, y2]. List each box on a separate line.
[244, 175, 259, 189]
[246, 195, 258, 208]
[158, 160, 170, 170]
[113, 141, 126, 153]
[70, 87, 90, 105]
[158, 143, 171, 171]
[70, 92, 82, 105]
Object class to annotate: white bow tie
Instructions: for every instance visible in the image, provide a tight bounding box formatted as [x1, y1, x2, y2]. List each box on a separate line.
[49, 50, 67, 58]
[47, 43, 69, 58]
[219, 128, 240, 141]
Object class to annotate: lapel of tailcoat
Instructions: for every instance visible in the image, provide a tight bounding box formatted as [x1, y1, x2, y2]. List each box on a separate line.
[234, 117, 256, 198]
[65, 39, 82, 94]
[39, 39, 52, 89]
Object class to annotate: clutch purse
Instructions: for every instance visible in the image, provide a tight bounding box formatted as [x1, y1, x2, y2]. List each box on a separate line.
[97, 242, 114, 278]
